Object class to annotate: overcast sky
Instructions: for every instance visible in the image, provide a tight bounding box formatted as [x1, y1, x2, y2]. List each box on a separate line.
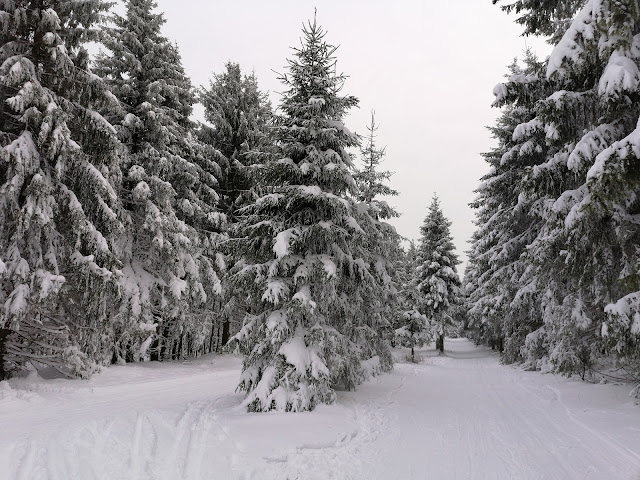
[146, 0, 550, 272]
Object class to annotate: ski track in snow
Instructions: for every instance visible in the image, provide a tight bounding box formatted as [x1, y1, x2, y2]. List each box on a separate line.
[1, 341, 639, 480]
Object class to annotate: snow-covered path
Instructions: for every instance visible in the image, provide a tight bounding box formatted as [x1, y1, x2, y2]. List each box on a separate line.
[1, 339, 639, 480]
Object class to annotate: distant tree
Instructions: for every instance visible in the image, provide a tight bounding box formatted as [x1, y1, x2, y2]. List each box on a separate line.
[414, 196, 461, 354]
[354, 112, 398, 204]
[198, 62, 273, 346]
[396, 312, 430, 362]
[199, 62, 273, 222]
[353, 111, 400, 367]
[0, 0, 126, 377]
[94, 0, 225, 362]
[231, 18, 393, 412]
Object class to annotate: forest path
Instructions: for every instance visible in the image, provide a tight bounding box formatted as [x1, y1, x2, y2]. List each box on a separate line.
[355, 339, 640, 480]
[1, 339, 639, 479]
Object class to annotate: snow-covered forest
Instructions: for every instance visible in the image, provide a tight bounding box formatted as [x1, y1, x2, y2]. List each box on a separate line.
[1, 0, 640, 478]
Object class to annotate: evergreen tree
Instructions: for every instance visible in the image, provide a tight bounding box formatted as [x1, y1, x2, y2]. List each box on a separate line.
[390, 240, 417, 348]
[465, 53, 551, 361]
[493, 0, 585, 41]
[94, 0, 225, 362]
[0, 0, 125, 377]
[395, 244, 431, 361]
[413, 196, 461, 354]
[354, 112, 398, 206]
[353, 111, 400, 366]
[198, 62, 273, 346]
[199, 62, 273, 222]
[231, 18, 393, 412]
[389, 228, 428, 360]
[491, 1, 640, 388]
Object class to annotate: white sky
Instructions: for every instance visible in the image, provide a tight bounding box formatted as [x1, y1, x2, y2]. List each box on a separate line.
[147, 0, 551, 271]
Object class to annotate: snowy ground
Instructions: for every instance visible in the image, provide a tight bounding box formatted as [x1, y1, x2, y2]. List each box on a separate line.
[1, 338, 639, 480]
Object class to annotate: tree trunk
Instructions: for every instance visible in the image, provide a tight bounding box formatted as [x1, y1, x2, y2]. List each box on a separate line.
[411, 345, 415, 363]
[437, 334, 444, 354]
[0, 328, 10, 380]
[221, 321, 230, 348]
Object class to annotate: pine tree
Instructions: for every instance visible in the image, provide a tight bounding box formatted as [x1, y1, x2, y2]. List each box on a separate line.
[390, 241, 416, 347]
[465, 53, 552, 361]
[354, 112, 398, 205]
[395, 247, 431, 362]
[413, 196, 461, 354]
[352, 111, 399, 367]
[231, 18, 393, 412]
[0, 0, 126, 377]
[493, 0, 585, 41]
[199, 62, 273, 222]
[198, 62, 273, 346]
[494, 1, 640, 387]
[94, 0, 225, 362]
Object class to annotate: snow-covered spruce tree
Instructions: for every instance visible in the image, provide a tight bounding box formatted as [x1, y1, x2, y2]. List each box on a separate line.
[231, 18, 393, 412]
[497, 0, 640, 381]
[465, 53, 552, 362]
[0, 0, 126, 377]
[352, 111, 399, 368]
[413, 195, 461, 354]
[198, 63, 273, 347]
[395, 252, 431, 362]
[494, 0, 585, 42]
[94, 0, 225, 362]
[354, 112, 398, 205]
[199, 62, 273, 222]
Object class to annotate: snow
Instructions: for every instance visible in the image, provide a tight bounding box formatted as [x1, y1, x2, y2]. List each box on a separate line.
[262, 278, 289, 304]
[297, 185, 322, 196]
[273, 227, 299, 259]
[1, 339, 639, 480]
[598, 50, 640, 99]
[587, 117, 640, 181]
[492, 83, 508, 105]
[292, 284, 317, 309]
[5, 284, 30, 314]
[513, 118, 542, 142]
[547, 1, 595, 79]
[319, 255, 337, 278]
[278, 327, 328, 379]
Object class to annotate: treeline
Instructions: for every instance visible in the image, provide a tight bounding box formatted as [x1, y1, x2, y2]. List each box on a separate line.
[0, 0, 465, 411]
[465, 0, 640, 394]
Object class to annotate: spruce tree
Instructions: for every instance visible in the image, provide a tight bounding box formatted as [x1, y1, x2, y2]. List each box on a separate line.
[199, 62, 273, 222]
[94, 0, 224, 362]
[354, 113, 398, 205]
[198, 63, 273, 346]
[231, 18, 393, 412]
[353, 112, 399, 368]
[395, 261, 431, 362]
[413, 196, 461, 354]
[0, 0, 125, 377]
[465, 53, 551, 361]
[493, 1, 640, 387]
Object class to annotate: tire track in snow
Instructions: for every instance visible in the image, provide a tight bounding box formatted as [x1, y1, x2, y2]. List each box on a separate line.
[14, 441, 37, 480]
[545, 384, 640, 470]
[476, 358, 580, 479]
[477, 355, 640, 480]
[130, 412, 144, 478]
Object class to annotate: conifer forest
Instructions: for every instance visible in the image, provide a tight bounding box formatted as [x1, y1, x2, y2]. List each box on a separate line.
[1, 1, 640, 479]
